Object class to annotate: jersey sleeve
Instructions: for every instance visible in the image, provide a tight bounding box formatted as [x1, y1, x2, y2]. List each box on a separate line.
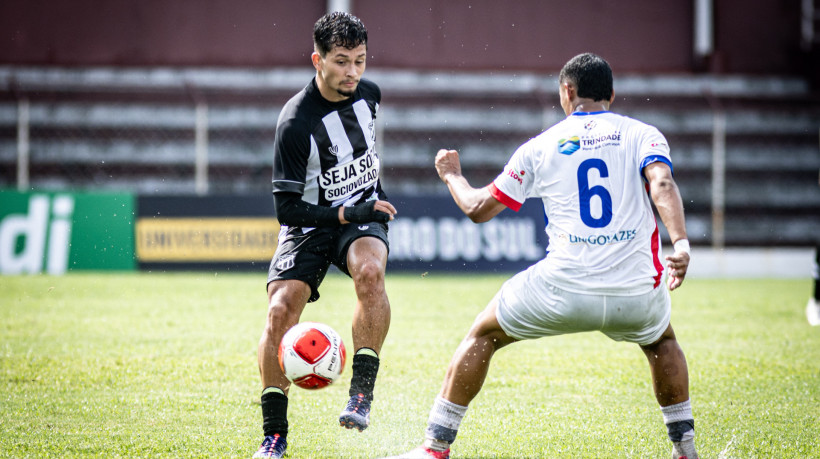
[272, 117, 311, 195]
[489, 143, 534, 212]
[637, 125, 673, 181]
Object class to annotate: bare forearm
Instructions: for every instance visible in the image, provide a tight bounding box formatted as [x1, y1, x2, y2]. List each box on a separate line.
[445, 174, 483, 219]
[651, 178, 687, 243]
[436, 148, 506, 223]
[644, 162, 690, 290]
[444, 174, 504, 223]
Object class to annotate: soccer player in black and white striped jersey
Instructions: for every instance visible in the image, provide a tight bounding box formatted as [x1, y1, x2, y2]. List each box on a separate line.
[253, 12, 397, 459]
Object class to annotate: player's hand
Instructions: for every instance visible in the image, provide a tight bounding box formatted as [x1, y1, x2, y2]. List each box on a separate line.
[435, 149, 462, 183]
[372, 200, 397, 219]
[665, 250, 690, 291]
[343, 200, 396, 224]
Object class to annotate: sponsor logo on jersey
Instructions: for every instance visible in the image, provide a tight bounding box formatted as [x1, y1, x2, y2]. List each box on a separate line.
[580, 131, 622, 149]
[584, 120, 597, 130]
[328, 144, 339, 156]
[506, 168, 524, 185]
[558, 136, 581, 155]
[358, 225, 369, 231]
[568, 228, 637, 245]
[319, 150, 380, 201]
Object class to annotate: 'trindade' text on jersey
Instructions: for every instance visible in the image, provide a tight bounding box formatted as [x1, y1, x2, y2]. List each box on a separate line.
[272, 78, 387, 226]
[490, 111, 672, 295]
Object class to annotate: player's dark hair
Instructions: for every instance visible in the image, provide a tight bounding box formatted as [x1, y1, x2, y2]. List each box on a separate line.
[559, 53, 613, 102]
[313, 12, 368, 57]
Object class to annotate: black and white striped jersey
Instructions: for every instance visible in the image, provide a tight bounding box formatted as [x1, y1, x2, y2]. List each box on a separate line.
[272, 78, 387, 211]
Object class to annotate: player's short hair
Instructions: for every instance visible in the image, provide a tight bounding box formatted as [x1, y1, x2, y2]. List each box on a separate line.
[559, 53, 613, 102]
[313, 12, 368, 57]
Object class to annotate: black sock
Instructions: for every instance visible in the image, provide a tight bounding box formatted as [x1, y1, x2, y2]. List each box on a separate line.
[261, 391, 288, 439]
[349, 352, 380, 401]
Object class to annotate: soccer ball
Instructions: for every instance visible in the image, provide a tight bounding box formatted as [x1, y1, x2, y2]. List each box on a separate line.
[278, 322, 347, 390]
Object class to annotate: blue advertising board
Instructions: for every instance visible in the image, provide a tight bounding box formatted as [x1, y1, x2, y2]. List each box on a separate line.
[385, 195, 548, 273]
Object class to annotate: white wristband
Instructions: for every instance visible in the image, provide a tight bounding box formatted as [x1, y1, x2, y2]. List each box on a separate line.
[673, 239, 690, 254]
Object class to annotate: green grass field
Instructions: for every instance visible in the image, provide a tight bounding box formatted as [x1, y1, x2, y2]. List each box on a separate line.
[1, 272, 818, 458]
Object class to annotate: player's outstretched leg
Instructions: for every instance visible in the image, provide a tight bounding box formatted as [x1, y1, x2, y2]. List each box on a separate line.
[339, 348, 380, 431]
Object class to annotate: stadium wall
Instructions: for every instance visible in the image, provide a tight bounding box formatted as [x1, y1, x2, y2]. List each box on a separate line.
[0, 0, 812, 78]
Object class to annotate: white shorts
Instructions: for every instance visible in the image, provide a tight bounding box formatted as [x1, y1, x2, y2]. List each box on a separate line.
[496, 265, 671, 346]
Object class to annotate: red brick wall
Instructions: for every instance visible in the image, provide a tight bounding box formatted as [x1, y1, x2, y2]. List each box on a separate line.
[0, 0, 806, 75]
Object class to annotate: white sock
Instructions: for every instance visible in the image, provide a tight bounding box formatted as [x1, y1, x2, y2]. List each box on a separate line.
[660, 400, 692, 424]
[424, 396, 468, 451]
[661, 400, 695, 441]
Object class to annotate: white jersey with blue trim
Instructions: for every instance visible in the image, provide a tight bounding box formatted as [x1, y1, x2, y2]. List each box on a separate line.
[489, 110, 672, 295]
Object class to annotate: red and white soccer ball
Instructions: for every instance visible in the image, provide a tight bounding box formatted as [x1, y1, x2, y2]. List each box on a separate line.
[278, 322, 347, 390]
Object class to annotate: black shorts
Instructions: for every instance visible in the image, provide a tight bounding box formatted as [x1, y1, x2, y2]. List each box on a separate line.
[267, 222, 389, 302]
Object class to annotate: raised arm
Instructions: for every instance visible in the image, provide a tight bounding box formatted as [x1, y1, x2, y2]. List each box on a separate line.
[435, 149, 506, 223]
[644, 161, 690, 290]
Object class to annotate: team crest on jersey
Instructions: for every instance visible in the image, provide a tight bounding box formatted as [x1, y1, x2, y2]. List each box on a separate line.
[558, 136, 581, 155]
[368, 120, 376, 141]
[328, 144, 339, 156]
[275, 254, 295, 271]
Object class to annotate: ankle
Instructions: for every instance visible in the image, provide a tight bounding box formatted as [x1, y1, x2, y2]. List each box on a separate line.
[424, 438, 451, 452]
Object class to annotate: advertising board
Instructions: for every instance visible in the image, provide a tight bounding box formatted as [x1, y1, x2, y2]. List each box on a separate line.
[386, 195, 547, 273]
[0, 190, 136, 274]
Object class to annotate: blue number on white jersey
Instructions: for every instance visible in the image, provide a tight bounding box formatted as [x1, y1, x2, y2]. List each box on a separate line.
[577, 158, 612, 228]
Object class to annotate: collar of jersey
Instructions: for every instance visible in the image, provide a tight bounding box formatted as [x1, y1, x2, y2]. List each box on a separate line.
[571, 110, 610, 116]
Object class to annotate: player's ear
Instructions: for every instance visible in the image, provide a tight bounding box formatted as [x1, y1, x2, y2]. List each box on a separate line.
[311, 52, 322, 70]
[609, 90, 615, 105]
[562, 81, 575, 100]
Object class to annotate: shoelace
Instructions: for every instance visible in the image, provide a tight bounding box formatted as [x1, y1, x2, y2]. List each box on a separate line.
[346, 393, 368, 413]
[261, 434, 284, 454]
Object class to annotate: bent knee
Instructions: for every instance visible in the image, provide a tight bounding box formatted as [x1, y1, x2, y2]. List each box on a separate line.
[264, 302, 300, 335]
[352, 260, 386, 287]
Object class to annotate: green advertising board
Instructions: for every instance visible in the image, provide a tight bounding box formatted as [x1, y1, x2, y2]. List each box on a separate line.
[0, 190, 136, 274]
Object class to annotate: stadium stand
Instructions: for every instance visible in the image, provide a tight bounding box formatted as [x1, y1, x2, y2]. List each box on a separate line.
[0, 66, 818, 246]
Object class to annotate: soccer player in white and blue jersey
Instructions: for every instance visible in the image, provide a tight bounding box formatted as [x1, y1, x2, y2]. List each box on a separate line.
[389, 53, 698, 459]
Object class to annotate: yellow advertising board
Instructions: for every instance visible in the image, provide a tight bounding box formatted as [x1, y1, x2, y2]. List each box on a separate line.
[136, 217, 279, 262]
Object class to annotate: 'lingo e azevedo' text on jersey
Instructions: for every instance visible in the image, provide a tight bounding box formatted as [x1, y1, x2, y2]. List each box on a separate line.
[567, 228, 637, 245]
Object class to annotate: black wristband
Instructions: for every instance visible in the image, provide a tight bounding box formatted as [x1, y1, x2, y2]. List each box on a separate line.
[343, 201, 390, 224]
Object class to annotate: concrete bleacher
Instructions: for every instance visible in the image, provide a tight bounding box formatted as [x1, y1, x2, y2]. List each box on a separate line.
[0, 66, 818, 246]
